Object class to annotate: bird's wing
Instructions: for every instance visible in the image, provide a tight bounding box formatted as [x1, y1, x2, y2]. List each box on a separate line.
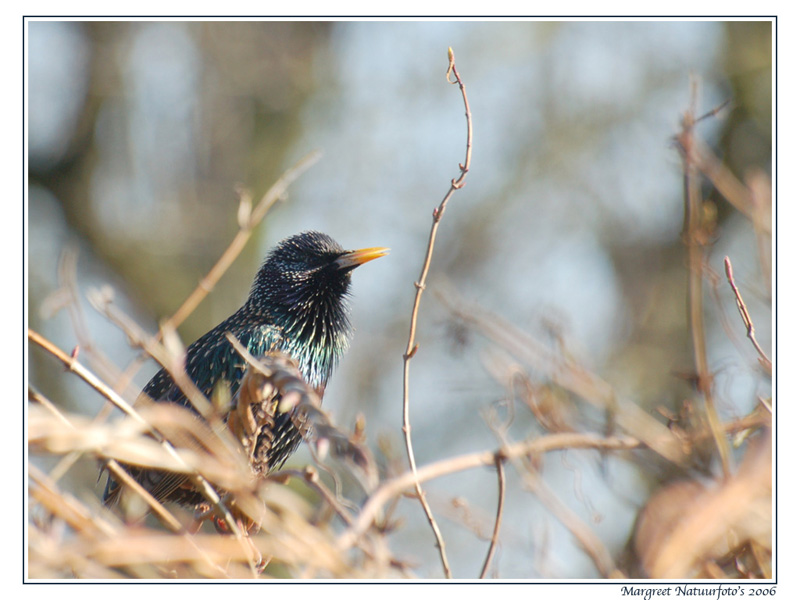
[147, 320, 282, 406]
[104, 321, 283, 507]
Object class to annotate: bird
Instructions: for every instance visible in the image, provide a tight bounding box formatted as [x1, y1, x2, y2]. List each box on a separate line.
[103, 231, 388, 508]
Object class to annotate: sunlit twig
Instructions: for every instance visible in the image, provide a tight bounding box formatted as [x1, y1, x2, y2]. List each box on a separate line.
[339, 432, 641, 551]
[161, 151, 322, 336]
[27, 328, 254, 571]
[400, 47, 473, 578]
[724, 256, 772, 374]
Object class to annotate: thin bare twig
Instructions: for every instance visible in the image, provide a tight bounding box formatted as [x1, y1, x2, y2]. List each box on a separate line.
[29, 465, 237, 578]
[27, 392, 241, 576]
[88, 292, 215, 420]
[30, 388, 168, 531]
[27, 328, 256, 572]
[724, 256, 772, 374]
[29, 464, 119, 539]
[277, 467, 410, 576]
[746, 171, 773, 291]
[692, 138, 754, 221]
[29, 329, 149, 428]
[518, 464, 622, 578]
[694, 98, 733, 125]
[278, 468, 354, 526]
[438, 287, 688, 465]
[479, 455, 505, 579]
[160, 151, 321, 336]
[400, 47, 473, 579]
[339, 433, 641, 551]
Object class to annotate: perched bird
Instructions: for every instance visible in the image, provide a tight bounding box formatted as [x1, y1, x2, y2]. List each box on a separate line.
[103, 231, 388, 508]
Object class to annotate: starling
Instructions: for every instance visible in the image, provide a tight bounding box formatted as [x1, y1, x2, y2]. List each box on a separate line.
[103, 231, 388, 507]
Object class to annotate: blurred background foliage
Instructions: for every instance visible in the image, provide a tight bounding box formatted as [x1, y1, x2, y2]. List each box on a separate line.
[27, 20, 772, 578]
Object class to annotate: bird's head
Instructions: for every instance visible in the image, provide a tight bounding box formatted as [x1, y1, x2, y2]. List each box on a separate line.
[248, 231, 388, 346]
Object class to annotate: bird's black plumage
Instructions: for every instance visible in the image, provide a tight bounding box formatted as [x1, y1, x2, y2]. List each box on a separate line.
[103, 231, 387, 507]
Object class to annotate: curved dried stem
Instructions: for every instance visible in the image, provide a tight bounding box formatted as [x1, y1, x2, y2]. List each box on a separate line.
[400, 47, 473, 579]
[339, 433, 641, 551]
[479, 455, 505, 578]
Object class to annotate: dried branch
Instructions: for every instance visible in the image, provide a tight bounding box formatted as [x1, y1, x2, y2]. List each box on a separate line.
[87, 281, 213, 421]
[692, 136, 756, 222]
[724, 256, 772, 374]
[29, 387, 185, 532]
[519, 465, 622, 578]
[27, 329, 253, 563]
[746, 170, 773, 290]
[278, 467, 355, 526]
[339, 432, 641, 551]
[29, 464, 118, 539]
[676, 79, 731, 477]
[438, 287, 688, 465]
[637, 429, 771, 578]
[29, 329, 149, 428]
[479, 455, 505, 578]
[400, 47, 473, 578]
[42, 247, 132, 395]
[29, 461, 235, 578]
[161, 151, 321, 335]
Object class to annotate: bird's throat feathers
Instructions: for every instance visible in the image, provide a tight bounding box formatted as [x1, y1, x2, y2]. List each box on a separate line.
[279, 298, 351, 388]
[244, 291, 352, 390]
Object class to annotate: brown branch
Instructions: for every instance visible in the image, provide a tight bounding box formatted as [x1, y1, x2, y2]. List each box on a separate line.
[46, 246, 129, 394]
[724, 256, 772, 374]
[29, 464, 118, 539]
[338, 433, 641, 551]
[693, 137, 755, 222]
[277, 468, 354, 526]
[479, 455, 506, 579]
[677, 80, 731, 477]
[400, 47, 473, 579]
[517, 464, 621, 578]
[160, 150, 322, 336]
[26, 395, 242, 576]
[29, 329, 150, 428]
[438, 286, 689, 465]
[88, 292, 215, 421]
[27, 329, 253, 564]
[746, 171, 773, 290]
[277, 467, 411, 575]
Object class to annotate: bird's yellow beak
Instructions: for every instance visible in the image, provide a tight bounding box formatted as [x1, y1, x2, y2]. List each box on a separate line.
[335, 246, 390, 270]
